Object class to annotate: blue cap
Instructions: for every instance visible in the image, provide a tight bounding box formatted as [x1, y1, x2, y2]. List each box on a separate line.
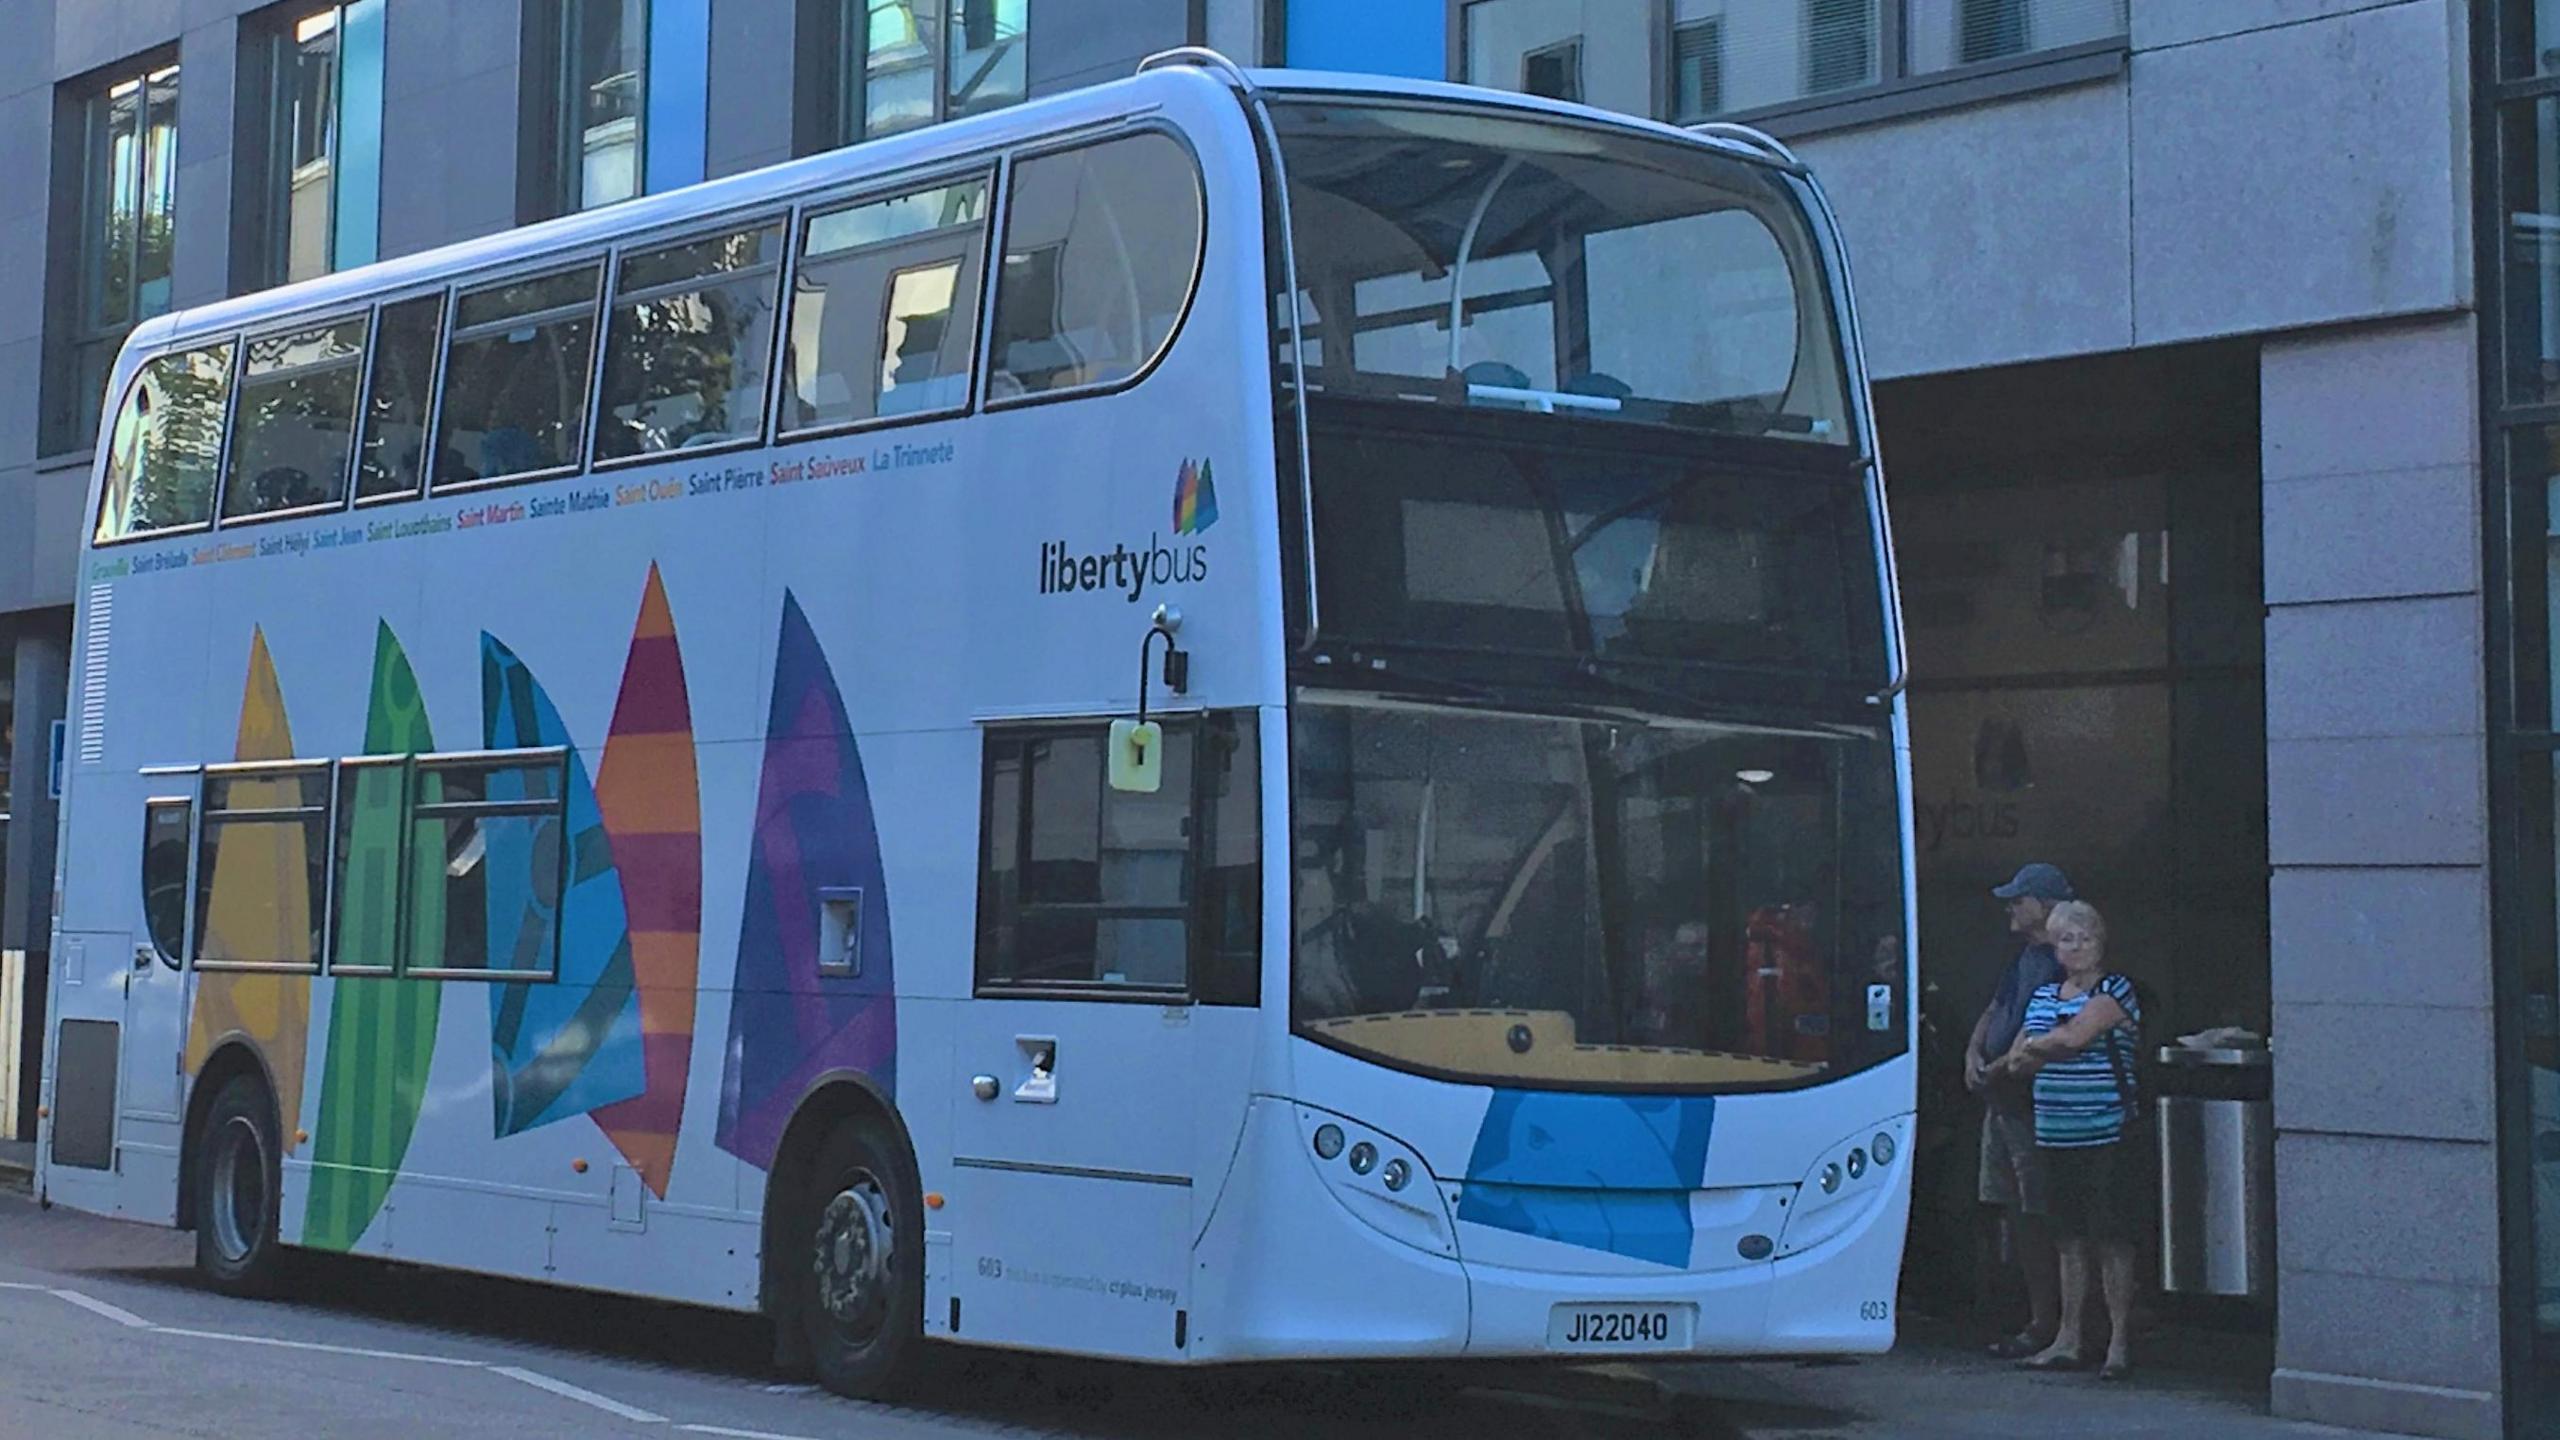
[1991, 863, 2074, 902]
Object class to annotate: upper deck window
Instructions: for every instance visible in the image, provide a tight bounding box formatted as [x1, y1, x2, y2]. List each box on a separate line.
[987, 132, 1203, 402]
[93, 341, 233, 544]
[783, 174, 989, 434]
[1272, 102, 1853, 448]
[597, 221, 786, 460]
[355, 294, 442, 501]
[223, 315, 366, 519]
[434, 264, 603, 488]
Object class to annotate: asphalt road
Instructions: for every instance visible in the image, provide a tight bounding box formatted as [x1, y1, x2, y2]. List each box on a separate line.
[0, 1180, 1738, 1440]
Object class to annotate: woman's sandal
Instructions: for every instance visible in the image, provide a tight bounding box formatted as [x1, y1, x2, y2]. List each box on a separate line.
[1987, 1333, 2044, 1360]
[2098, 1358, 2133, 1382]
[2019, 1349, 2085, 1370]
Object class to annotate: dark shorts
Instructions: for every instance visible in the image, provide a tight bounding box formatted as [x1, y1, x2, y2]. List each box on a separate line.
[2043, 1139, 2140, 1244]
[1977, 1104, 2049, 1217]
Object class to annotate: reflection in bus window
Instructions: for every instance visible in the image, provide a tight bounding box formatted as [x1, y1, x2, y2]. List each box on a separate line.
[223, 316, 366, 519]
[785, 175, 988, 434]
[988, 132, 1201, 399]
[92, 342, 234, 543]
[434, 265, 602, 487]
[356, 295, 445, 501]
[877, 261, 962, 416]
[596, 223, 786, 460]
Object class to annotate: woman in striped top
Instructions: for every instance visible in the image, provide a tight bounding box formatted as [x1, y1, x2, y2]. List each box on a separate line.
[1991, 899, 2141, 1380]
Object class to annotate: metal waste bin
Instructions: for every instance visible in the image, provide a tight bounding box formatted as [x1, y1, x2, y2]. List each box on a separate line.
[2155, 1046, 2274, 1301]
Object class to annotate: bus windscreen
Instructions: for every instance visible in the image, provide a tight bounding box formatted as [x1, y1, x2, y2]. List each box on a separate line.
[1291, 697, 1907, 1091]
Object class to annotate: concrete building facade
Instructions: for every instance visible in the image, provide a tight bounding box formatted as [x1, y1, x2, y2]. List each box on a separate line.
[0, 3, 2543, 1437]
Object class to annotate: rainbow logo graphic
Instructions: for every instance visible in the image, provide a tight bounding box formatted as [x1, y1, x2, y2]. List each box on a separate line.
[1172, 458, 1219, 536]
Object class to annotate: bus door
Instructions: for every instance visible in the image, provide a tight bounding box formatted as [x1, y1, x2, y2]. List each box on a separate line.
[948, 714, 1260, 1358]
[120, 796, 197, 1127]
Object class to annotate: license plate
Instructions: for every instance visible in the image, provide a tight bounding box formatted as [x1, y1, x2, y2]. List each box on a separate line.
[1546, 1303, 1695, 1352]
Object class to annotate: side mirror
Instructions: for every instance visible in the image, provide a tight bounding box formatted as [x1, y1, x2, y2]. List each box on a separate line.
[1109, 718, 1164, 793]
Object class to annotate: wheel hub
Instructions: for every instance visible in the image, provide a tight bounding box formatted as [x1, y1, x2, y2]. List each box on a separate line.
[207, 1114, 268, 1264]
[812, 1173, 894, 1342]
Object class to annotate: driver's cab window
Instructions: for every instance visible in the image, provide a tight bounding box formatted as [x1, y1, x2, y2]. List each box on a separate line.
[975, 714, 1258, 1001]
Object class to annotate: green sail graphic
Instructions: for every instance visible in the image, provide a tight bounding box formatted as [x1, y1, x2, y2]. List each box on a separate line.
[303, 622, 444, 1252]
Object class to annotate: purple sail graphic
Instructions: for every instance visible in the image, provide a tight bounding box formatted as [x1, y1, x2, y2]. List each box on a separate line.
[716, 591, 896, 1170]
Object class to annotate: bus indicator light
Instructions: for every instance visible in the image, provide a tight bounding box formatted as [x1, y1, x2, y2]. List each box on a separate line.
[1348, 1142, 1377, 1176]
[1382, 1158, 1411, 1192]
[1871, 1133, 1896, 1166]
[1313, 1124, 1345, 1160]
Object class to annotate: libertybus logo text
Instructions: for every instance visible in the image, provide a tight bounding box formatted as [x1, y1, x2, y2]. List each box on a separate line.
[1036, 534, 1210, 603]
[1037, 458, 1217, 603]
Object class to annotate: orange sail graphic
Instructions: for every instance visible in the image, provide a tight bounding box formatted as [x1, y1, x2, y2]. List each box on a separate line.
[183, 628, 314, 1152]
[589, 565, 701, 1198]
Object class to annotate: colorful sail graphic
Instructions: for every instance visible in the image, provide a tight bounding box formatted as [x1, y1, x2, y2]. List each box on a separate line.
[481, 634, 646, 1136]
[589, 565, 702, 1199]
[716, 591, 896, 1170]
[305, 622, 442, 1251]
[1173, 457, 1219, 535]
[183, 629, 314, 1152]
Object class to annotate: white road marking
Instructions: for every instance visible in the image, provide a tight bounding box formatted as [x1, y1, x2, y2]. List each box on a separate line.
[50, 1288, 151, 1328]
[493, 1365, 670, 1424]
[149, 1325, 485, 1367]
[19, 1275, 806, 1434]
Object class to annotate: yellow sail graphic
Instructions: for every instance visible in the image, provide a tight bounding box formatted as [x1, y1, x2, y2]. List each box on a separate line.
[183, 628, 313, 1152]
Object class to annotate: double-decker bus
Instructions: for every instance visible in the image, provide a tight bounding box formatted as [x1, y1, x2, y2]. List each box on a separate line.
[37, 51, 1912, 1397]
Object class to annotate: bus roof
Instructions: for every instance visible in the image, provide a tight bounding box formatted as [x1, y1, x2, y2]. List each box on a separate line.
[127, 59, 1792, 357]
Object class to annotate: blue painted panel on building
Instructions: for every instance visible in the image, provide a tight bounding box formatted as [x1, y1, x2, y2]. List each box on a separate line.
[334, 0, 385, 268]
[1285, 0, 1444, 80]
[645, 0, 710, 194]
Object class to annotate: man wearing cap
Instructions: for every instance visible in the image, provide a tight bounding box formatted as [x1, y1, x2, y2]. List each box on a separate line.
[1969, 862, 2072, 1359]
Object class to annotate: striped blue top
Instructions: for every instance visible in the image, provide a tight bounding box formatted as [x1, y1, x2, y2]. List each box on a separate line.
[2023, 973, 2140, 1148]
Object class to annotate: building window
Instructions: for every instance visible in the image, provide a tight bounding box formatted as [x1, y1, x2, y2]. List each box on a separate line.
[52, 60, 180, 455]
[1804, 0, 1878, 95]
[555, 0, 647, 212]
[1910, 0, 2127, 78]
[1460, 1, 2127, 123]
[827, 0, 1028, 149]
[256, 7, 343, 286]
[1672, 19, 1725, 122]
[1523, 39, 1583, 102]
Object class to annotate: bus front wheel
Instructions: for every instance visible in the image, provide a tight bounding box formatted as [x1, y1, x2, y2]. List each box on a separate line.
[798, 1117, 926, 1400]
[193, 1073, 285, 1297]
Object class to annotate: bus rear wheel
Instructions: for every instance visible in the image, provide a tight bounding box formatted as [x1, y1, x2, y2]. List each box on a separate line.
[798, 1117, 926, 1400]
[194, 1073, 285, 1297]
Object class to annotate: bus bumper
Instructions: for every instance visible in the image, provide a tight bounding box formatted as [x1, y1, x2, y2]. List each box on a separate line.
[1189, 1097, 1909, 1362]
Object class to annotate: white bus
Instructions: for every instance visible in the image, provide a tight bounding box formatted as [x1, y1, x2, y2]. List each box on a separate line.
[38, 52, 1914, 1397]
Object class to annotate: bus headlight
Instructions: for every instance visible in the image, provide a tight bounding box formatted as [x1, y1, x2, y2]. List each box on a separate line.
[1293, 1106, 1456, 1257]
[1779, 1117, 1913, 1261]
